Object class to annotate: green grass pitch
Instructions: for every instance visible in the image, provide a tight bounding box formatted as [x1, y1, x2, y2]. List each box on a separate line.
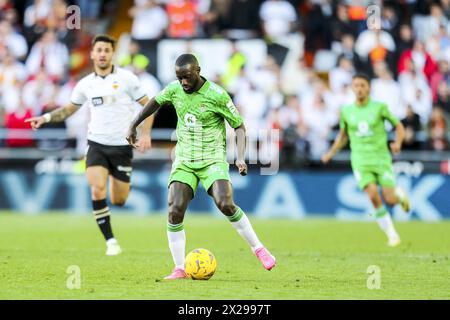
[0, 212, 449, 299]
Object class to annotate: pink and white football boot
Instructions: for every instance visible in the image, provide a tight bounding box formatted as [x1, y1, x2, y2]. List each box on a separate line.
[164, 267, 188, 280]
[255, 247, 276, 271]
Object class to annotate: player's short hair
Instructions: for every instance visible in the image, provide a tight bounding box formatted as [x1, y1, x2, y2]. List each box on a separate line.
[352, 72, 371, 84]
[175, 54, 199, 67]
[92, 34, 116, 50]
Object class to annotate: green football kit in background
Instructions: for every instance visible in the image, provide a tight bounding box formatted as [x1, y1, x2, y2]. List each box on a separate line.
[340, 98, 399, 190]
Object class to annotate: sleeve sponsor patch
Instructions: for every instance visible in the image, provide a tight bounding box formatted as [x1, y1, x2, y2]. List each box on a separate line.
[226, 100, 238, 115]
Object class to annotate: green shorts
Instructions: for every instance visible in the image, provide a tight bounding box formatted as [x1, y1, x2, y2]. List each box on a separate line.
[352, 164, 396, 190]
[168, 160, 231, 195]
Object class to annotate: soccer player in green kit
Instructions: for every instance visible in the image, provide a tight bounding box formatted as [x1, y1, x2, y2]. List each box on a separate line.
[322, 73, 410, 247]
[127, 54, 276, 279]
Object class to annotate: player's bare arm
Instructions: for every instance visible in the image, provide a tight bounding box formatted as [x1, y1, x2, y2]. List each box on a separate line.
[390, 122, 405, 155]
[134, 95, 155, 152]
[235, 123, 247, 176]
[24, 103, 81, 130]
[127, 97, 162, 148]
[322, 128, 349, 164]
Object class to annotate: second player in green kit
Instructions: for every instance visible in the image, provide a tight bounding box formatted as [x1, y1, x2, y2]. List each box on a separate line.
[323, 73, 410, 247]
[340, 98, 398, 190]
[127, 54, 276, 279]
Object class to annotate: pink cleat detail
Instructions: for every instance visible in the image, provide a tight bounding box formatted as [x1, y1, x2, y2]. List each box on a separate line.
[164, 267, 188, 280]
[255, 247, 276, 271]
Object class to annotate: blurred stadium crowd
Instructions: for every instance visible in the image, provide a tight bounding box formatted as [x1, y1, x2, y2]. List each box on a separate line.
[0, 0, 450, 161]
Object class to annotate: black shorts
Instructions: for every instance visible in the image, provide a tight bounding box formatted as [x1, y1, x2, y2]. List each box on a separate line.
[86, 140, 133, 183]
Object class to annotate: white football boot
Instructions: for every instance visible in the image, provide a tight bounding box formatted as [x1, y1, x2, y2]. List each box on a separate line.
[106, 238, 122, 256]
[387, 234, 401, 247]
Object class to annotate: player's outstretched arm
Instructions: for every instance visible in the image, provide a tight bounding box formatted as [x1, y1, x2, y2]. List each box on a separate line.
[390, 122, 405, 154]
[235, 123, 247, 176]
[321, 128, 348, 164]
[127, 97, 162, 148]
[24, 103, 81, 130]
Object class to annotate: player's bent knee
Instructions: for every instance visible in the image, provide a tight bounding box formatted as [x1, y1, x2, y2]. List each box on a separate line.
[91, 185, 107, 200]
[111, 198, 127, 207]
[384, 195, 398, 207]
[216, 200, 236, 216]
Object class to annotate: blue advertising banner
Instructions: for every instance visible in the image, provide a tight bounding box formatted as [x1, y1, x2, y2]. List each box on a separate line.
[0, 166, 448, 221]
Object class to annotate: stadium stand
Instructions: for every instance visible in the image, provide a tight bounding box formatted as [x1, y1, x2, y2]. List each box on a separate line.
[0, 0, 449, 166]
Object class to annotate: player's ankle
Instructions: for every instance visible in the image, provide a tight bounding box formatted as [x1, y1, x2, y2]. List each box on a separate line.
[106, 238, 118, 245]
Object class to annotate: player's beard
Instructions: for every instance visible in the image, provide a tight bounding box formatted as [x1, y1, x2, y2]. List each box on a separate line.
[97, 62, 111, 70]
[96, 57, 112, 70]
[356, 93, 369, 104]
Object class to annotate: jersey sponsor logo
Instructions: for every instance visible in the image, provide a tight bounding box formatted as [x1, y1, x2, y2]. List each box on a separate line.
[184, 113, 197, 127]
[355, 121, 373, 137]
[92, 97, 104, 106]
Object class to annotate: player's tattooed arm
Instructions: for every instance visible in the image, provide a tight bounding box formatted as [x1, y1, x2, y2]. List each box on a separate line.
[235, 123, 248, 176]
[390, 122, 405, 154]
[48, 104, 81, 122]
[321, 128, 348, 164]
[25, 103, 81, 130]
[127, 97, 162, 147]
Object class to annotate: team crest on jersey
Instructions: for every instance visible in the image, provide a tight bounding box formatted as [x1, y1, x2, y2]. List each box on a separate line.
[199, 105, 206, 112]
[112, 81, 119, 90]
